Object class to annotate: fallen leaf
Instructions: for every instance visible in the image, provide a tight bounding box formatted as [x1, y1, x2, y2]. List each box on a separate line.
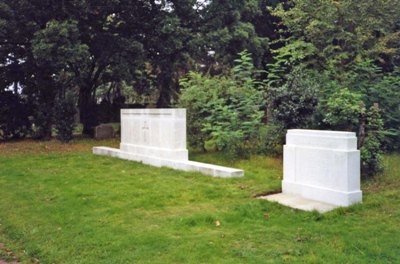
[215, 220, 221, 227]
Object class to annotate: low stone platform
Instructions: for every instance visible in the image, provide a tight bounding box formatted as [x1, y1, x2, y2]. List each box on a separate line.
[93, 147, 244, 178]
[258, 193, 338, 213]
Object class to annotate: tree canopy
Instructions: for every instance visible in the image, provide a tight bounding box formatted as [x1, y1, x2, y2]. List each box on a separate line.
[1, 0, 399, 164]
[0, 0, 277, 134]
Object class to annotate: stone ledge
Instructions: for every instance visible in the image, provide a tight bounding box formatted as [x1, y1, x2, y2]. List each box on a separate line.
[282, 180, 363, 207]
[121, 108, 186, 117]
[93, 146, 244, 178]
[258, 193, 339, 213]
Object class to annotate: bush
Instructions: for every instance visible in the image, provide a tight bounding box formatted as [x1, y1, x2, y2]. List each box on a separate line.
[269, 67, 319, 129]
[319, 61, 400, 151]
[257, 123, 286, 156]
[178, 72, 225, 150]
[0, 91, 31, 141]
[323, 88, 363, 131]
[54, 96, 77, 143]
[177, 51, 265, 157]
[32, 100, 54, 140]
[360, 104, 384, 177]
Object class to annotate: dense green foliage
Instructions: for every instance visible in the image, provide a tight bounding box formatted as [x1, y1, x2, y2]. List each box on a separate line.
[361, 104, 384, 177]
[323, 88, 363, 131]
[0, 0, 276, 135]
[270, 67, 318, 129]
[0, 91, 31, 141]
[271, 0, 400, 71]
[54, 96, 77, 143]
[0, 140, 400, 263]
[178, 51, 264, 157]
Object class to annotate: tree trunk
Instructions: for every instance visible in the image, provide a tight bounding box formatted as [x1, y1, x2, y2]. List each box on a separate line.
[79, 86, 98, 136]
[156, 73, 172, 108]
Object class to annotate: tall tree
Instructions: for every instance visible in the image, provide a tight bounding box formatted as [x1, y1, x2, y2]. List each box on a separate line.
[1, 0, 145, 135]
[1, 0, 281, 134]
[271, 0, 400, 71]
[132, 0, 204, 107]
[201, 0, 277, 72]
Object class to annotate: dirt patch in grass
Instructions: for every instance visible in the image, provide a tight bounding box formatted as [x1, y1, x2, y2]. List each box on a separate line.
[0, 138, 119, 156]
[0, 260, 20, 264]
[0, 261, 19, 264]
[0, 243, 20, 264]
[253, 189, 282, 198]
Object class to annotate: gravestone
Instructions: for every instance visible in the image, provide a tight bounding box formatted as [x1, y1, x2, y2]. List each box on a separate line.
[94, 124, 114, 139]
[93, 109, 243, 177]
[261, 129, 362, 212]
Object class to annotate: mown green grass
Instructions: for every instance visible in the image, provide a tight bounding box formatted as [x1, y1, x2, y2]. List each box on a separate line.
[0, 139, 399, 263]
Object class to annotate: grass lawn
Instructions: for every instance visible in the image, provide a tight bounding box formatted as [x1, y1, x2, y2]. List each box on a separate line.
[0, 139, 399, 263]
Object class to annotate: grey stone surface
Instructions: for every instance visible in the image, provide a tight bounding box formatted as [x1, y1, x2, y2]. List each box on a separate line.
[259, 193, 338, 213]
[94, 124, 114, 139]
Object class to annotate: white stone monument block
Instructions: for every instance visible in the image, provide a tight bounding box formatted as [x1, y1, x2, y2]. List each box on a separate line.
[93, 109, 244, 178]
[282, 129, 362, 207]
[120, 109, 189, 161]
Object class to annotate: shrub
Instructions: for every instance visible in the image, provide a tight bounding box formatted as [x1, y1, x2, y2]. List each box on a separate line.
[257, 123, 286, 156]
[32, 101, 54, 140]
[177, 51, 265, 157]
[320, 61, 400, 151]
[178, 71, 223, 150]
[323, 88, 363, 131]
[54, 96, 77, 143]
[360, 104, 384, 177]
[269, 67, 319, 129]
[0, 91, 31, 141]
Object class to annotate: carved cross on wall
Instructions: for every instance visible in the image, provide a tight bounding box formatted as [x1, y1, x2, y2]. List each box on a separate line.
[142, 121, 150, 143]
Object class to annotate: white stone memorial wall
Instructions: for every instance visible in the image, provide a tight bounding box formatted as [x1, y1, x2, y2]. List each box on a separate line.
[120, 109, 188, 161]
[93, 109, 243, 177]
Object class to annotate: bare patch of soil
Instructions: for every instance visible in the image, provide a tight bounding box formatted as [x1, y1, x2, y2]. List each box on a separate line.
[0, 138, 119, 156]
[0, 243, 20, 264]
[253, 189, 282, 198]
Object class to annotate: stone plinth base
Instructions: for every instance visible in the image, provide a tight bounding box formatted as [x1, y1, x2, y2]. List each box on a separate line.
[93, 147, 244, 178]
[259, 193, 338, 213]
[283, 129, 362, 207]
[282, 180, 362, 207]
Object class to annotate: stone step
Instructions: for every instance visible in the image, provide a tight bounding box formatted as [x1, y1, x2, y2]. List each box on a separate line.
[258, 193, 339, 213]
[93, 146, 244, 178]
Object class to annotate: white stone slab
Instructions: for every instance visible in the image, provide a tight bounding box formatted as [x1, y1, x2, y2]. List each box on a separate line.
[259, 193, 337, 213]
[93, 147, 244, 178]
[93, 108, 244, 178]
[280, 129, 362, 207]
[120, 109, 188, 161]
